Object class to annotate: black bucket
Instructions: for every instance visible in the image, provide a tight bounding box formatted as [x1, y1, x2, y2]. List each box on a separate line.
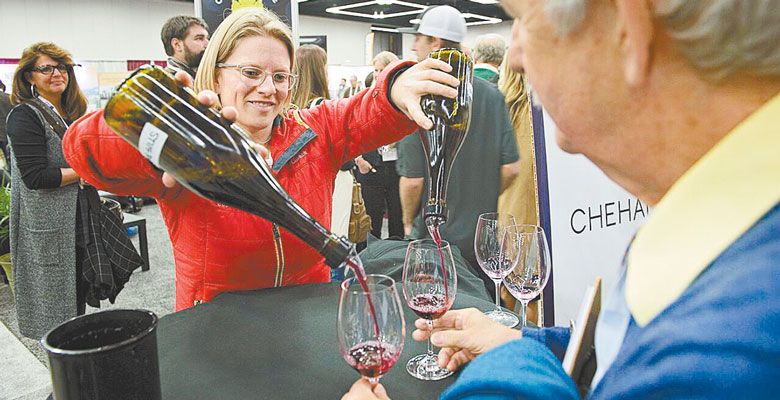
[41, 309, 161, 400]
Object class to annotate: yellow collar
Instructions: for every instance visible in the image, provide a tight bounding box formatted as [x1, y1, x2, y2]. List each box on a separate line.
[626, 93, 780, 327]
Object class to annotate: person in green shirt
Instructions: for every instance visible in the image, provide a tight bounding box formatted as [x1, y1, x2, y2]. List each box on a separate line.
[473, 34, 506, 84]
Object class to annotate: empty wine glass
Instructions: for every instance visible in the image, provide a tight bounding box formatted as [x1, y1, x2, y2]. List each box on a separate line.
[402, 239, 458, 381]
[474, 212, 520, 327]
[503, 225, 551, 328]
[338, 274, 405, 386]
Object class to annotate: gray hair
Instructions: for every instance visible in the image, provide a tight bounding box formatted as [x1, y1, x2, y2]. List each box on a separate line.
[544, 0, 780, 80]
[473, 34, 506, 66]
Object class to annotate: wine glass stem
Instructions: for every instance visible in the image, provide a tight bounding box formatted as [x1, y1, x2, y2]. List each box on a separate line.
[520, 300, 529, 328]
[427, 319, 434, 356]
[494, 280, 502, 311]
[367, 376, 379, 387]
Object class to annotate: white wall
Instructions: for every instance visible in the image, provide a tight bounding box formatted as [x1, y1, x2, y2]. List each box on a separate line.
[298, 15, 373, 66]
[0, 0, 192, 60]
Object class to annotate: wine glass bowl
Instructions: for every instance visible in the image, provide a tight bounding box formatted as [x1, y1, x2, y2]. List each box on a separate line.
[338, 274, 405, 385]
[474, 212, 520, 327]
[502, 225, 551, 327]
[402, 239, 457, 381]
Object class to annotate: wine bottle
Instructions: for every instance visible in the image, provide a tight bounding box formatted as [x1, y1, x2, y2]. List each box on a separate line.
[418, 48, 473, 232]
[103, 65, 354, 269]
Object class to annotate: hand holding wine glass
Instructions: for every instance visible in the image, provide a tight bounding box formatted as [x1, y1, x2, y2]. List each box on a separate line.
[340, 379, 390, 400]
[402, 239, 457, 381]
[503, 225, 551, 328]
[412, 308, 522, 372]
[338, 274, 405, 387]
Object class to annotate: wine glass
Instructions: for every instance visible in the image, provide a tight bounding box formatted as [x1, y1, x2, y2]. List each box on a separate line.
[503, 225, 551, 328]
[402, 239, 458, 381]
[474, 212, 521, 327]
[338, 274, 405, 386]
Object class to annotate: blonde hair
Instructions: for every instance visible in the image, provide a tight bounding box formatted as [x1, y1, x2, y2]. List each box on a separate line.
[194, 7, 295, 109]
[371, 51, 399, 72]
[11, 42, 87, 122]
[292, 44, 329, 109]
[498, 60, 530, 129]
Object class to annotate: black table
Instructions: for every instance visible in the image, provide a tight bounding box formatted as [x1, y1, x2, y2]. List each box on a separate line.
[157, 283, 499, 399]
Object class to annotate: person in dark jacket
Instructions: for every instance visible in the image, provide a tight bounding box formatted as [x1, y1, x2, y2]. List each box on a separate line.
[352, 51, 405, 239]
[6, 42, 87, 338]
[0, 79, 13, 161]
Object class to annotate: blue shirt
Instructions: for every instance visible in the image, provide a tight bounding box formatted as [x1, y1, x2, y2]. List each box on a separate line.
[441, 203, 780, 399]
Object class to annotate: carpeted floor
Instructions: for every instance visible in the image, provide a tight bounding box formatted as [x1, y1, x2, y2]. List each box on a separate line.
[0, 203, 176, 365]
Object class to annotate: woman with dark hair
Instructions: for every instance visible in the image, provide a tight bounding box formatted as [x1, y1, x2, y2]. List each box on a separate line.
[6, 42, 87, 338]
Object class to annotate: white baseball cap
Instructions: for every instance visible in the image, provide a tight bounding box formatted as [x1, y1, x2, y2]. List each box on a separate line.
[399, 5, 467, 43]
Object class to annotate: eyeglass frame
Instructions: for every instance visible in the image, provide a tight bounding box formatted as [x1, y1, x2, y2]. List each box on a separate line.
[216, 63, 297, 91]
[30, 63, 80, 76]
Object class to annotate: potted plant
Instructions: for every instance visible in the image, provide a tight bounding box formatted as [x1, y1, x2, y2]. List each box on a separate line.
[0, 172, 12, 290]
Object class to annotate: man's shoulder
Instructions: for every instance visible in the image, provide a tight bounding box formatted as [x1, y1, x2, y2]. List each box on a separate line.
[473, 75, 503, 98]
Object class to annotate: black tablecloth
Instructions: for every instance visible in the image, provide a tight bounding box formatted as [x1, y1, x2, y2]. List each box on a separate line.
[157, 283, 499, 399]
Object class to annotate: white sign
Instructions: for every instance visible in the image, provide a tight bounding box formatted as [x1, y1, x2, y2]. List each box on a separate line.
[535, 107, 649, 325]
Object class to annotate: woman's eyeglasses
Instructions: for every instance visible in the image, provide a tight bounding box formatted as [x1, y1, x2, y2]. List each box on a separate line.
[31, 63, 80, 75]
[216, 63, 297, 91]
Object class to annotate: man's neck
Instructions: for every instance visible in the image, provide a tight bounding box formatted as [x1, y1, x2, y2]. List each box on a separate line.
[168, 56, 195, 75]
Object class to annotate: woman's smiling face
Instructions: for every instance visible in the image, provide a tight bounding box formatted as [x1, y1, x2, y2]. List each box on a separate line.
[215, 35, 292, 140]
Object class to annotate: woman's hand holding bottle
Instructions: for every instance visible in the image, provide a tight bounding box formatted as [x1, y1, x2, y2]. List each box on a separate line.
[389, 58, 460, 130]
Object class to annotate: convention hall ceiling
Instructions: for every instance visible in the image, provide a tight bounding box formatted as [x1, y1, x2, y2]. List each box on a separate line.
[298, 0, 509, 29]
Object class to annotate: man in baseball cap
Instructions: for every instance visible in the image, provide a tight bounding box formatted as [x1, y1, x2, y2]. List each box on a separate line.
[399, 5, 467, 57]
[395, 5, 521, 294]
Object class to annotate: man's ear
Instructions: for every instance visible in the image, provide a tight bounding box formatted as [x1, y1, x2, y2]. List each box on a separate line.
[616, 0, 653, 87]
[431, 36, 444, 51]
[171, 37, 182, 55]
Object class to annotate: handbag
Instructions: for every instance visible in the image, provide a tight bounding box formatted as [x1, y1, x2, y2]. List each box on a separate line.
[348, 172, 372, 243]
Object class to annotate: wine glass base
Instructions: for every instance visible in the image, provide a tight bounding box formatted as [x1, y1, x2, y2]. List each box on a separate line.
[485, 309, 520, 328]
[406, 353, 453, 381]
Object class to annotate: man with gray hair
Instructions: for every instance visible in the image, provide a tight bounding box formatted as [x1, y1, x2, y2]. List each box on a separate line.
[160, 15, 209, 78]
[472, 33, 506, 84]
[343, 0, 780, 398]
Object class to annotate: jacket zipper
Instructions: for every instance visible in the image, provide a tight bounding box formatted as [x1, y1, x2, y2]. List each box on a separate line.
[272, 223, 285, 287]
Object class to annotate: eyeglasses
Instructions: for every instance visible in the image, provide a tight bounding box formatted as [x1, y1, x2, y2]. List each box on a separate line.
[31, 63, 79, 75]
[216, 63, 297, 91]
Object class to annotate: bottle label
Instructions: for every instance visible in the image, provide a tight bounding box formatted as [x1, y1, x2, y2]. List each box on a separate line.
[139, 122, 168, 168]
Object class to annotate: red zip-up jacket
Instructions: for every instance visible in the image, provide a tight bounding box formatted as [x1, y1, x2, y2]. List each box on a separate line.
[63, 61, 417, 310]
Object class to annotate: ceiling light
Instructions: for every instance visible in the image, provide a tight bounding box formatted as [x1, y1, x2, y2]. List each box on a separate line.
[462, 12, 503, 26]
[467, 0, 499, 4]
[326, 0, 427, 20]
[371, 26, 399, 33]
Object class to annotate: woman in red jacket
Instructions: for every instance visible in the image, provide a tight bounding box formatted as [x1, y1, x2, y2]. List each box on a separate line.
[63, 8, 458, 310]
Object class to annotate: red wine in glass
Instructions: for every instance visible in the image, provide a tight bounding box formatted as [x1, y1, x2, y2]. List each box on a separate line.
[402, 239, 457, 381]
[408, 293, 448, 320]
[345, 341, 401, 379]
[338, 275, 405, 386]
